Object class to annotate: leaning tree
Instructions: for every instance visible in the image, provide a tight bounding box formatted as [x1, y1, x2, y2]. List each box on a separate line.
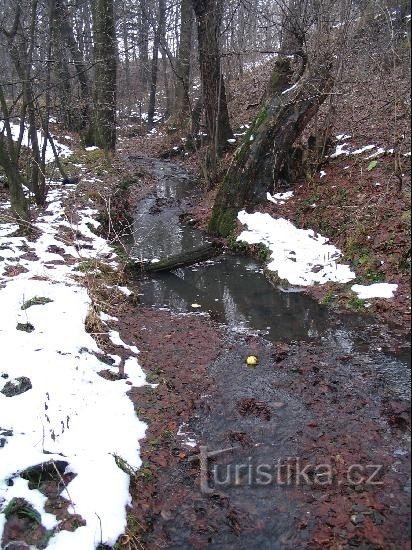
[209, 0, 352, 236]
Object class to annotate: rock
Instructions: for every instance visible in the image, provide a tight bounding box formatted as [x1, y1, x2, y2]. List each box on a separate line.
[21, 297, 53, 310]
[16, 323, 34, 333]
[1, 377, 32, 397]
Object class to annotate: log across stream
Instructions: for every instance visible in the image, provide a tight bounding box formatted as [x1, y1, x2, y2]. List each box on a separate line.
[127, 155, 410, 383]
[127, 241, 223, 273]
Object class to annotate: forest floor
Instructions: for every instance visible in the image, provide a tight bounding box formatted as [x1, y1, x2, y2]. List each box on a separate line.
[0, 57, 411, 549]
[0, 121, 410, 548]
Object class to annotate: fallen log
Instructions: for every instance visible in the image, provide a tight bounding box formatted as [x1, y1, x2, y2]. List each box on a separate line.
[126, 241, 223, 274]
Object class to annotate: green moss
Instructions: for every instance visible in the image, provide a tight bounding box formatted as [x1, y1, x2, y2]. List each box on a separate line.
[138, 464, 154, 482]
[263, 268, 289, 289]
[114, 454, 137, 477]
[266, 58, 293, 95]
[208, 206, 237, 237]
[227, 237, 249, 253]
[255, 243, 271, 261]
[347, 295, 365, 311]
[320, 289, 335, 305]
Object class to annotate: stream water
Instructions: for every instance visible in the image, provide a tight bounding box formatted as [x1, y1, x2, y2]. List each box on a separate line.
[127, 155, 411, 547]
[129, 155, 410, 398]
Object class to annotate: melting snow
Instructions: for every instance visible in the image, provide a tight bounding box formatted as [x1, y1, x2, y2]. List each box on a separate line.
[267, 191, 294, 205]
[352, 144, 376, 155]
[282, 83, 298, 95]
[330, 143, 350, 158]
[0, 178, 147, 547]
[351, 283, 398, 300]
[237, 211, 355, 286]
[0, 121, 73, 163]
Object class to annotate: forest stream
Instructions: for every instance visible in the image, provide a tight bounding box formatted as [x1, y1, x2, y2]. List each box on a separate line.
[124, 155, 411, 548]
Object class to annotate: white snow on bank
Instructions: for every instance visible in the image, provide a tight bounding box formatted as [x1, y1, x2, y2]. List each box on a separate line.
[0, 179, 147, 547]
[351, 283, 398, 300]
[352, 144, 376, 155]
[267, 191, 294, 205]
[0, 121, 73, 163]
[282, 83, 298, 95]
[237, 210, 355, 286]
[330, 143, 351, 158]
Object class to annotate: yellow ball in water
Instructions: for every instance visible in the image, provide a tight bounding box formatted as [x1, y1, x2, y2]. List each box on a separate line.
[246, 355, 258, 367]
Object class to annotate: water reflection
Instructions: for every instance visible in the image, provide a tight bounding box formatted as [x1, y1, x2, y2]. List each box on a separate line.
[130, 156, 410, 400]
[140, 255, 356, 344]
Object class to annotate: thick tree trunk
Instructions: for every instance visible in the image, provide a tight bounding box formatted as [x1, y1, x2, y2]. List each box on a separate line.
[209, 52, 333, 236]
[161, 50, 172, 119]
[191, 0, 233, 152]
[5, 2, 45, 205]
[138, 0, 150, 101]
[147, 0, 166, 128]
[50, 0, 91, 133]
[91, 0, 117, 151]
[170, 0, 193, 127]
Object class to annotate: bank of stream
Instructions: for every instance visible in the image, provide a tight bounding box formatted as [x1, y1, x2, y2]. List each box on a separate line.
[123, 155, 411, 548]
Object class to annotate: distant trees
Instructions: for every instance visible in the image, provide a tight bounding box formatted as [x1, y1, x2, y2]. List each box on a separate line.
[0, 0, 409, 228]
[170, 0, 193, 127]
[147, 0, 166, 128]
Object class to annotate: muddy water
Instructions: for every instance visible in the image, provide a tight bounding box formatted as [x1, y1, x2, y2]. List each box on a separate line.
[130, 156, 410, 392]
[129, 155, 411, 548]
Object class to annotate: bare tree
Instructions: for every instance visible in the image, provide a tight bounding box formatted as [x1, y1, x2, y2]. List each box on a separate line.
[91, 0, 117, 151]
[191, 0, 233, 152]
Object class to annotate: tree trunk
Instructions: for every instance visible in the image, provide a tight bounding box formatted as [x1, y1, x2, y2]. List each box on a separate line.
[138, 0, 150, 102]
[171, 0, 193, 126]
[209, 51, 333, 236]
[91, 0, 117, 151]
[0, 134, 30, 229]
[5, 2, 45, 205]
[148, 0, 166, 128]
[191, 0, 233, 153]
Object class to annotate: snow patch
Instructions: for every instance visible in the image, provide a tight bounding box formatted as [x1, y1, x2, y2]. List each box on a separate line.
[267, 191, 294, 205]
[0, 176, 146, 548]
[237, 211, 355, 286]
[351, 283, 398, 300]
[0, 121, 73, 163]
